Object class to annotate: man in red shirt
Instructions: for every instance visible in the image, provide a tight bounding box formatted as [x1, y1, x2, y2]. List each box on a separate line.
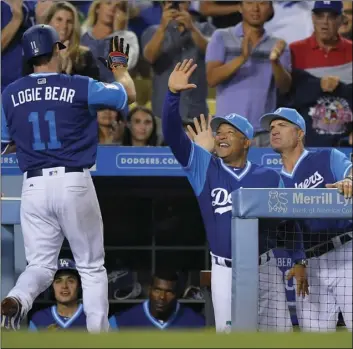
[283, 0, 352, 147]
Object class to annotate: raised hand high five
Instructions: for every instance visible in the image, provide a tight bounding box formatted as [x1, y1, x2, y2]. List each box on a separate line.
[98, 36, 130, 71]
[168, 59, 197, 93]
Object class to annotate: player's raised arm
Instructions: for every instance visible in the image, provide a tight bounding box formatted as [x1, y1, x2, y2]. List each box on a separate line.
[162, 59, 198, 167]
[326, 149, 353, 198]
[88, 36, 136, 111]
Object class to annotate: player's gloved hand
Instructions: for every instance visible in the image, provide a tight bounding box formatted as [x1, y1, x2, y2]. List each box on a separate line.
[286, 264, 309, 298]
[98, 36, 129, 70]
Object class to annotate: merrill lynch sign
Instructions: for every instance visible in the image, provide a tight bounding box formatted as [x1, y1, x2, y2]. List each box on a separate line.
[268, 191, 352, 216]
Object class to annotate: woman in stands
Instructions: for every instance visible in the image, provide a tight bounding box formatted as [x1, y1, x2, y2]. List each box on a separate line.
[122, 106, 158, 147]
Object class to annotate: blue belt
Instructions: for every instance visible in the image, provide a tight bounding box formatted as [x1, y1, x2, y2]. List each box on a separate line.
[26, 167, 84, 179]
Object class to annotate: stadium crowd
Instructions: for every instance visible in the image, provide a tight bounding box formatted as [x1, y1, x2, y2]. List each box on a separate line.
[1, 0, 352, 332]
[1, 0, 352, 149]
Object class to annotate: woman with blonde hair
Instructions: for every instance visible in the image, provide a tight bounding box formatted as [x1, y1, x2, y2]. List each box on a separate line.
[24, 1, 100, 79]
[81, 0, 139, 82]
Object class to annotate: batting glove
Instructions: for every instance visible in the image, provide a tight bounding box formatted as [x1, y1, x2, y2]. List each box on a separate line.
[98, 36, 130, 70]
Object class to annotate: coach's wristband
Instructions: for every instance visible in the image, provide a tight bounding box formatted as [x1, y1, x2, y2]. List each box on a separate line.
[295, 259, 308, 267]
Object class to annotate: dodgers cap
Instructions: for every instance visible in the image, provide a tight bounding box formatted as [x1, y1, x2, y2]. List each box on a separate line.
[260, 107, 306, 134]
[211, 114, 254, 140]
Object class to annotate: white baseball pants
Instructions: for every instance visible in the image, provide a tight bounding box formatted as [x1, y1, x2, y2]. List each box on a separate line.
[210, 251, 292, 333]
[296, 235, 352, 332]
[6, 167, 109, 333]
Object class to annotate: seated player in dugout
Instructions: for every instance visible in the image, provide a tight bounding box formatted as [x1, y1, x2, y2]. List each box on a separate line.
[109, 271, 205, 330]
[28, 259, 86, 331]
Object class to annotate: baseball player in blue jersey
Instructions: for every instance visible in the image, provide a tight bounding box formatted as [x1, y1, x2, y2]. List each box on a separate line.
[162, 59, 305, 332]
[0, 24, 136, 333]
[260, 107, 352, 332]
[29, 259, 86, 331]
[109, 272, 205, 330]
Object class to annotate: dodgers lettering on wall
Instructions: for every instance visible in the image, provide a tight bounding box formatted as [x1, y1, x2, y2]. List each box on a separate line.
[0, 147, 350, 176]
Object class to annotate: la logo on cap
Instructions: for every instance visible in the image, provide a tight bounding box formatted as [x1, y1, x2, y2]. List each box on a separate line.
[60, 259, 69, 267]
[323, 1, 332, 4]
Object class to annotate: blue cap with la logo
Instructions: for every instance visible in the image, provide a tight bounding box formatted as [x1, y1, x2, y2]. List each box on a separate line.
[260, 107, 306, 134]
[211, 113, 254, 140]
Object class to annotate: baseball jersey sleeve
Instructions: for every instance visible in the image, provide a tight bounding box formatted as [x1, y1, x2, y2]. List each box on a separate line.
[330, 149, 352, 181]
[87, 79, 128, 113]
[205, 30, 226, 63]
[184, 143, 212, 196]
[162, 90, 193, 167]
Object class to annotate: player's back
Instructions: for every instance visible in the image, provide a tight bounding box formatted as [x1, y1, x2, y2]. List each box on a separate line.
[110, 301, 205, 330]
[2, 73, 97, 172]
[28, 304, 87, 331]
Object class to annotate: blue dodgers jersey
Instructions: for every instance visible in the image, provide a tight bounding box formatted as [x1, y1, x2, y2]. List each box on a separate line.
[28, 304, 86, 331]
[109, 301, 205, 330]
[1, 73, 127, 172]
[272, 248, 298, 326]
[280, 149, 352, 245]
[184, 143, 282, 259]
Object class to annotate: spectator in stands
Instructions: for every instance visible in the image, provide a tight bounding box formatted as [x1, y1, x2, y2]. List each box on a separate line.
[198, 1, 242, 29]
[284, 0, 352, 147]
[142, 1, 215, 120]
[24, 1, 100, 79]
[28, 259, 86, 331]
[122, 106, 158, 146]
[109, 271, 205, 329]
[1, 0, 36, 92]
[206, 1, 292, 147]
[264, 1, 314, 44]
[98, 109, 125, 145]
[81, 0, 139, 82]
[340, 0, 352, 40]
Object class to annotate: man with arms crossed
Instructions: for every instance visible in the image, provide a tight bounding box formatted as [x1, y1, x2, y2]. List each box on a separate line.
[0, 24, 136, 332]
[260, 107, 352, 332]
[162, 59, 306, 332]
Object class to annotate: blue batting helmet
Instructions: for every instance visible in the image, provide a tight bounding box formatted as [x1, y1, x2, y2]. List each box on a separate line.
[22, 24, 66, 62]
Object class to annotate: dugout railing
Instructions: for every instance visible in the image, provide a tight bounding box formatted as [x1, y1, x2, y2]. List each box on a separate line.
[231, 188, 352, 331]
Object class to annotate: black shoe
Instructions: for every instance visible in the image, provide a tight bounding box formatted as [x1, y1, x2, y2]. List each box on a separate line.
[1, 297, 22, 331]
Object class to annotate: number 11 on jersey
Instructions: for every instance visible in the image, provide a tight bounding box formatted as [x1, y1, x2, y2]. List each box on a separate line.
[28, 111, 62, 150]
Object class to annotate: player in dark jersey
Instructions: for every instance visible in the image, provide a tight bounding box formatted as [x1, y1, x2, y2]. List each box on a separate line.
[29, 259, 86, 331]
[0, 24, 136, 333]
[109, 271, 205, 330]
[260, 107, 352, 332]
[162, 59, 305, 332]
